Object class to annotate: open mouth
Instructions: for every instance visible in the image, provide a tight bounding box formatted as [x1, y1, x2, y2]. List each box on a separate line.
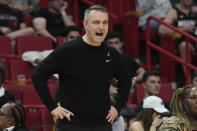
[96, 32, 103, 36]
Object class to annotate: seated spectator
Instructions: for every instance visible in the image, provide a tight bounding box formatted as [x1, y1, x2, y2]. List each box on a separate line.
[134, 70, 170, 114]
[129, 96, 169, 131]
[191, 71, 197, 86]
[105, 32, 145, 86]
[136, 0, 172, 32]
[0, 102, 27, 131]
[159, 0, 197, 79]
[33, 0, 75, 42]
[0, 63, 15, 108]
[9, 0, 32, 15]
[22, 25, 80, 67]
[158, 84, 197, 131]
[0, 0, 34, 53]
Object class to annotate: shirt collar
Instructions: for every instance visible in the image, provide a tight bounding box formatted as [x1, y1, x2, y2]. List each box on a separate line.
[0, 86, 5, 97]
[4, 126, 14, 131]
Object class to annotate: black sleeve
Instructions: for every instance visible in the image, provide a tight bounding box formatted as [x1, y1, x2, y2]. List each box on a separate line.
[113, 53, 131, 113]
[129, 58, 140, 74]
[31, 46, 66, 111]
[33, 8, 48, 18]
[16, 10, 25, 24]
[0, 91, 15, 108]
[134, 101, 143, 114]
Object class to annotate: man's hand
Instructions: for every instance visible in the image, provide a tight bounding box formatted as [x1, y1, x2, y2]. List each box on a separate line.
[51, 106, 74, 121]
[106, 106, 118, 124]
[0, 27, 12, 34]
[182, 25, 196, 33]
[59, 1, 68, 14]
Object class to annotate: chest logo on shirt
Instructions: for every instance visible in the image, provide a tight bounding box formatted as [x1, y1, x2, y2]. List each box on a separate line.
[106, 52, 112, 63]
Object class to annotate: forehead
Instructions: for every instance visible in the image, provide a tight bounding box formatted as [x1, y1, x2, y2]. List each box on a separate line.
[87, 10, 108, 21]
[1, 104, 10, 114]
[107, 38, 121, 42]
[189, 87, 197, 95]
[146, 75, 160, 81]
[67, 31, 80, 36]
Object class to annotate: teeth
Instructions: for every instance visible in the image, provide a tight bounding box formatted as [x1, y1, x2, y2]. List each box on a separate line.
[96, 33, 103, 36]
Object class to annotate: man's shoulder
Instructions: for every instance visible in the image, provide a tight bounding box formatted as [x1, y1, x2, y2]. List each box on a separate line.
[33, 8, 50, 18]
[55, 38, 82, 50]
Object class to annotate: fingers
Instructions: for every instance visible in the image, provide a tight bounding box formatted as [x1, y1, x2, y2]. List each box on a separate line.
[106, 106, 118, 124]
[51, 106, 74, 121]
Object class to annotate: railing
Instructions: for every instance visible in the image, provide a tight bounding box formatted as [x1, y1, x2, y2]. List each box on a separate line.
[146, 16, 197, 84]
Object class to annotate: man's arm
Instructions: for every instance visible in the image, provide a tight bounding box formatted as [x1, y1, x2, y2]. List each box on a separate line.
[132, 67, 145, 86]
[19, 23, 27, 29]
[59, 2, 75, 26]
[159, 9, 177, 36]
[33, 17, 56, 41]
[113, 54, 131, 112]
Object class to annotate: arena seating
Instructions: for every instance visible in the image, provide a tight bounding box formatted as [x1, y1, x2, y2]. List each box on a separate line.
[15, 36, 53, 56]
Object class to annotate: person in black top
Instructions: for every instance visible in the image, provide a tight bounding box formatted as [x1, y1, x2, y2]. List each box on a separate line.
[0, 63, 15, 108]
[32, 5, 130, 131]
[105, 32, 145, 86]
[159, 0, 197, 86]
[0, 0, 34, 53]
[33, 0, 75, 43]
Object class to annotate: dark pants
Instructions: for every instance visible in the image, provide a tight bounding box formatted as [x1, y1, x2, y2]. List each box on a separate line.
[55, 121, 112, 131]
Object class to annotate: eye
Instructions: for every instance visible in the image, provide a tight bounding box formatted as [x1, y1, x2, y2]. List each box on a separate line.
[189, 96, 197, 99]
[92, 21, 99, 24]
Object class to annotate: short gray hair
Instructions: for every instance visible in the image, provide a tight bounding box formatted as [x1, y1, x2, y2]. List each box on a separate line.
[84, 5, 108, 21]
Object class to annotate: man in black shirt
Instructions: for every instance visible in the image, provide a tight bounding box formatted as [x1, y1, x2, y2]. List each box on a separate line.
[0, 0, 34, 52]
[105, 32, 145, 86]
[32, 5, 130, 131]
[33, 0, 75, 42]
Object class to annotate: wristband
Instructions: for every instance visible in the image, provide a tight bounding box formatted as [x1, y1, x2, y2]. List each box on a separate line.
[61, 11, 66, 16]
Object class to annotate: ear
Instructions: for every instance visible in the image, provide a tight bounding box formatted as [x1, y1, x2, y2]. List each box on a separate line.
[120, 42, 123, 47]
[7, 118, 15, 127]
[83, 20, 87, 29]
[142, 82, 146, 89]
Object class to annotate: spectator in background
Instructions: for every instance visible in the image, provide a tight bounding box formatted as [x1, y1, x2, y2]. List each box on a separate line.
[0, 102, 27, 131]
[33, 0, 75, 43]
[0, 63, 15, 108]
[106, 32, 145, 131]
[61, 25, 81, 43]
[22, 25, 80, 67]
[191, 70, 197, 86]
[136, 0, 172, 32]
[0, 0, 34, 53]
[134, 70, 170, 114]
[158, 84, 197, 131]
[105, 32, 145, 86]
[9, 0, 32, 15]
[129, 96, 169, 131]
[159, 0, 197, 80]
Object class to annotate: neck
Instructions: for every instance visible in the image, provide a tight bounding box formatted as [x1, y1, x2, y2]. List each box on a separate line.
[179, 2, 190, 11]
[82, 35, 101, 46]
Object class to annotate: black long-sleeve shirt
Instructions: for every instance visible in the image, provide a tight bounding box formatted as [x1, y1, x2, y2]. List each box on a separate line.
[32, 37, 130, 126]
